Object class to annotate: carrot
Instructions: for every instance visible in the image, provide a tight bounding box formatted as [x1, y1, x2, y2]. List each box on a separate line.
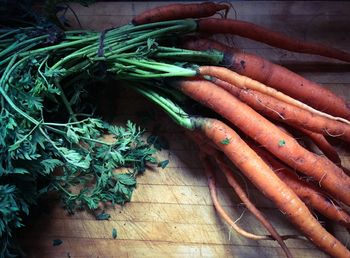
[200, 65, 350, 126]
[200, 153, 294, 258]
[173, 78, 350, 206]
[274, 124, 342, 166]
[181, 36, 235, 52]
[197, 18, 350, 63]
[297, 128, 342, 165]
[212, 77, 350, 143]
[183, 38, 350, 120]
[343, 166, 350, 177]
[214, 154, 297, 256]
[132, 2, 229, 25]
[249, 142, 350, 230]
[188, 131, 303, 245]
[200, 152, 271, 240]
[186, 130, 218, 155]
[133, 85, 349, 256]
[193, 117, 350, 258]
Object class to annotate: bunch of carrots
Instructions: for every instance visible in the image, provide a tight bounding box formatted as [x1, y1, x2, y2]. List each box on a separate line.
[128, 2, 350, 258]
[2, 1, 350, 257]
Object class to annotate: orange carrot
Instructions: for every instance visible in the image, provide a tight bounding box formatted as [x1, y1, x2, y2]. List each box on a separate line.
[343, 166, 350, 177]
[249, 142, 350, 230]
[200, 153, 294, 258]
[173, 78, 350, 206]
[275, 124, 342, 166]
[197, 18, 350, 63]
[188, 131, 303, 244]
[183, 38, 350, 120]
[201, 65, 349, 125]
[186, 130, 218, 155]
[132, 2, 229, 25]
[200, 152, 270, 240]
[214, 154, 297, 256]
[194, 117, 350, 257]
[212, 77, 350, 143]
[297, 128, 342, 165]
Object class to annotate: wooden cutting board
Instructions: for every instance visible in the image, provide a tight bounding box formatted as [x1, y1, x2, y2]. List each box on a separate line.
[19, 2, 350, 258]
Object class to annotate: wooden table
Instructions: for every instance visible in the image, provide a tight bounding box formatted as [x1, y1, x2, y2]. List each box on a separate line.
[19, 2, 350, 257]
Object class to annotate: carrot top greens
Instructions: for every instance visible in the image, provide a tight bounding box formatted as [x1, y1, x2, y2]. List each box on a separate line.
[3, 1, 350, 258]
[0, 9, 220, 258]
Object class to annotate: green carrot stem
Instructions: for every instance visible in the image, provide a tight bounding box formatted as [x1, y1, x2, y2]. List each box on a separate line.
[0, 86, 38, 124]
[45, 125, 113, 146]
[36, 22, 185, 68]
[87, 23, 194, 60]
[18, 36, 98, 57]
[54, 78, 78, 122]
[125, 24, 195, 47]
[0, 28, 23, 40]
[44, 118, 91, 127]
[0, 42, 39, 67]
[130, 85, 194, 130]
[0, 55, 38, 124]
[9, 120, 43, 148]
[128, 19, 197, 32]
[153, 49, 224, 64]
[0, 35, 47, 59]
[63, 60, 91, 77]
[116, 58, 196, 76]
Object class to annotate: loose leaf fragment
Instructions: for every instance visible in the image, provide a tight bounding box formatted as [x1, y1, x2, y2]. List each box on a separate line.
[158, 160, 169, 169]
[53, 239, 63, 246]
[278, 139, 286, 147]
[221, 138, 230, 145]
[96, 211, 110, 220]
[112, 228, 117, 239]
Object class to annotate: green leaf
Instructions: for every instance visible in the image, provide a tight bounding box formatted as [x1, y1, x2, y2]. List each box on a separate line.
[146, 156, 157, 164]
[53, 239, 63, 246]
[88, 118, 104, 129]
[8, 142, 21, 152]
[278, 139, 286, 147]
[147, 38, 157, 50]
[20, 200, 30, 215]
[45, 68, 66, 78]
[66, 127, 79, 144]
[47, 83, 60, 95]
[13, 168, 29, 175]
[22, 95, 43, 110]
[5, 117, 17, 130]
[157, 160, 169, 169]
[120, 184, 131, 197]
[220, 138, 230, 145]
[110, 151, 124, 164]
[112, 228, 117, 239]
[40, 159, 63, 174]
[96, 211, 110, 220]
[116, 173, 136, 186]
[58, 147, 90, 169]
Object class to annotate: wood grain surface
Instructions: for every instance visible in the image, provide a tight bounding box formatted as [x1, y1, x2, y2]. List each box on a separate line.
[19, 2, 350, 258]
